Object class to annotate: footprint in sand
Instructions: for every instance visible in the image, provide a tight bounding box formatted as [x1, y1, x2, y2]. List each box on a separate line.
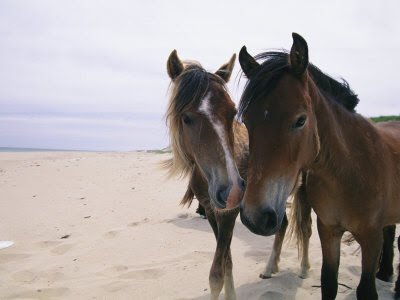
[259, 291, 286, 300]
[177, 213, 190, 219]
[347, 265, 361, 276]
[99, 265, 129, 277]
[36, 240, 62, 249]
[102, 281, 130, 292]
[50, 244, 75, 255]
[119, 268, 164, 280]
[12, 270, 37, 283]
[180, 251, 214, 262]
[40, 270, 64, 284]
[7, 287, 69, 299]
[103, 231, 119, 239]
[161, 213, 191, 224]
[244, 250, 268, 263]
[0, 253, 31, 263]
[127, 218, 150, 227]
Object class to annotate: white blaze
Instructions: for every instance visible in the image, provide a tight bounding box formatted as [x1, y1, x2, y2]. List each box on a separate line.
[198, 92, 237, 183]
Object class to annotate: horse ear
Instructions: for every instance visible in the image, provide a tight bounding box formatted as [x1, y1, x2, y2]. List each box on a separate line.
[167, 50, 184, 80]
[215, 53, 236, 83]
[289, 33, 309, 76]
[239, 46, 260, 77]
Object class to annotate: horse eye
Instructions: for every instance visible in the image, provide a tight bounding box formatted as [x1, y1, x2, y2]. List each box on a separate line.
[182, 113, 192, 125]
[293, 115, 307, 128]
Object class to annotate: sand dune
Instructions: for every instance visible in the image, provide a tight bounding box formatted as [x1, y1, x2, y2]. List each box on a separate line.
[0, 151, 397, 299]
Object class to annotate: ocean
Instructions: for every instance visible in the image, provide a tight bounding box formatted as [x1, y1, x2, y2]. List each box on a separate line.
[0, 147, 80, 152]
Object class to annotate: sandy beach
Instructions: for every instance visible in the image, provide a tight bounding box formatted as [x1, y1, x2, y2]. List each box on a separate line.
[0, 151, 397, 299]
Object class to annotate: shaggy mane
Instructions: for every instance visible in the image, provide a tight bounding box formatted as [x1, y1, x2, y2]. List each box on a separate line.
[163, 62, 226, 178]
[238, 50, 359, 118]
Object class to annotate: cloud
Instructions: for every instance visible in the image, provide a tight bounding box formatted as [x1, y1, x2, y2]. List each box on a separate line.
[0, 1, 399, 149]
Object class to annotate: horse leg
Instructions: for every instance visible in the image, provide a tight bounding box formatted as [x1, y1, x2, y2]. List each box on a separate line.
[204, 209, 222, 300]
[223, 249, 236, 300]
[208, 211, 237, 300]
[317, 218, 344, 300]
[376, 225, 395, 282]
[355, 229, 382, 300]
[299, 203, 312, 279]
[196, 203, 207, 219]
[395, 235, 400, 299]
[288, 172, 312, 278]
[217, 213, 237, 300]
[260, 213, 288, 279]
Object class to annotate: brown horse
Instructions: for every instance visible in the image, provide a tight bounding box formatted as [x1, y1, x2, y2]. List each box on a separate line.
[164, 50, 312, 299]
[237, 32, 400, 300]
[164, 50, 246, 300]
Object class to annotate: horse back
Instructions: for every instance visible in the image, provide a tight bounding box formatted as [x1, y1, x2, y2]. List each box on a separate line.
[375, 121, 400, 153]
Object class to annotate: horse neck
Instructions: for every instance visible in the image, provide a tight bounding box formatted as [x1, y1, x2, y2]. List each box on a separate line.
[309, 80, 377, 178]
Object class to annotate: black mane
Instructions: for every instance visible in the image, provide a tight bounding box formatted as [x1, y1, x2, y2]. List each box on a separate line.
[238, 50, 359, 118]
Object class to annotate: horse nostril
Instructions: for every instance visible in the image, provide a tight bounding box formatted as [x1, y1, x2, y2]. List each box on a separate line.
[239, 178, 246, 191]
[217, 188, 226, 202]
[261, 207, 278, 230]
[239, 204, 280, 236]
[215, 186, 228, 208]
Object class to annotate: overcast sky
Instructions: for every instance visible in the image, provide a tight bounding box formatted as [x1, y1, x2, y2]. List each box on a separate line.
[1, 1, 399, 151]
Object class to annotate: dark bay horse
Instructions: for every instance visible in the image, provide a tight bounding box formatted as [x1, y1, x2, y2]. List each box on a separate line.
[164, 50, 311, 299]
[237, 32, 400, 299]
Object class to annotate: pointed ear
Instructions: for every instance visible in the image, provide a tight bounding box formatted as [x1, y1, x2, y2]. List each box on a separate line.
[215, 53, 236, 83]
[289, 33, 308, 76]
[239, 46, 260, 77]
[167, 50, 184, 80]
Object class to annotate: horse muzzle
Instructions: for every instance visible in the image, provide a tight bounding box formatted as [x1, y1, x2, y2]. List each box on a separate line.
[210, 177, 246, 211]
[240, 202, 284, 236]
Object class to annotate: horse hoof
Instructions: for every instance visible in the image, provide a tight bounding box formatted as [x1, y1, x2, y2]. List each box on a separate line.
[376, 271, 391, 282]
[299, 269, 309, 279]
[299, 273, 308, 279]
[259, 273, 271, 279]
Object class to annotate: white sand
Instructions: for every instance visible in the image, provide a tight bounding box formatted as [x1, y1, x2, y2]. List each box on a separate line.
[0, 151, 397, 299]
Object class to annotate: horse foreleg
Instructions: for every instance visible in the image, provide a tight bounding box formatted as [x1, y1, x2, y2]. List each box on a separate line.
[376, 225, 395, 282]
[355, 228, 382, 300]
[260, 213, 288, 279]
[205, 210, 222, 300]
[317, 218, 344, 300]
[208, 211, 237, 300]
[395, 235, 400, 299]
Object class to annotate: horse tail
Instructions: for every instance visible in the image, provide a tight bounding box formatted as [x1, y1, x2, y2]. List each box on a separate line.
[288, 172, 312, 257]
[180, 185, 195, 207]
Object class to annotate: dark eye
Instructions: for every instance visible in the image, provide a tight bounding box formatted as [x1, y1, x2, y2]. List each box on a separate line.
[293, 115, 307, 129]
[182, 113, 192, 125]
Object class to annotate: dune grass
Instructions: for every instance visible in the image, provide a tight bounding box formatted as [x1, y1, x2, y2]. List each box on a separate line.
[370, 115, 400, 123]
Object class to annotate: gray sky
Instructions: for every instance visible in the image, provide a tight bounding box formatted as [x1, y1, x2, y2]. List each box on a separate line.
[1, 0, 399, 151]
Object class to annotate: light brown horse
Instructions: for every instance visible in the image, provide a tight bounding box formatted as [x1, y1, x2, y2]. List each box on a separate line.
[164, 50, 312, 299]
[237, 32, 400, 300]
